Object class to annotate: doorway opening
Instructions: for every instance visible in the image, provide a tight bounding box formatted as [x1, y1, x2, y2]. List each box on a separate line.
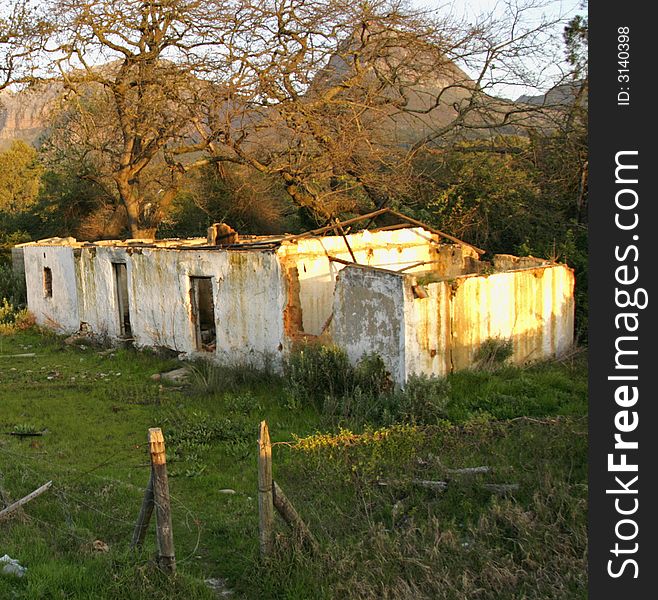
[190, 277, 216, 352]
[113, 263, 132, 337]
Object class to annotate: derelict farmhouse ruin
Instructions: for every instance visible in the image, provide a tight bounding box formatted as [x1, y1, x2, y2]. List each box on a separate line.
[14, 209, 575, 384]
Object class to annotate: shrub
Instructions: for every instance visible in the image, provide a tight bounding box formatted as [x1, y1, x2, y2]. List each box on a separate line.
[396, 373, 451, 424]
[285, 343, 356, 411]
[473, 338, 514, 370]
[0, 260, 26, 306]
[0, 298, 35, 334]
[286, 345, 450, 426]
[354, 353, 393, 396]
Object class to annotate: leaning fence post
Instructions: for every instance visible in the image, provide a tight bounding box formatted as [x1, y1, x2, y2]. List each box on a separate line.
[0, 481, 52, 521]
[148, 427, 176, 574]
[258, 420, 274, 558]
[272, 480, 319, 554]
[131, 470, 155, 549]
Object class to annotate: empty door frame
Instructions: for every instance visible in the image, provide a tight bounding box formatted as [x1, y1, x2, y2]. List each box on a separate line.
[190, 276, 217, 351]
[112, 262, 132, 337]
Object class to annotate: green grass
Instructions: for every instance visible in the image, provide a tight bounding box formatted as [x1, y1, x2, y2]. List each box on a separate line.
[0, 330, 587, 599]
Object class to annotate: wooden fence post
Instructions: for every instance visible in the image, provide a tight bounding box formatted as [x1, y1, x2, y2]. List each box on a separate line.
[131, 471, 154, 549]
[258, 420, 274, 558]
[148, 427, 176, 574]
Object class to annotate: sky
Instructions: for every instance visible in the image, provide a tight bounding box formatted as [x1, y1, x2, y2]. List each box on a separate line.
[409, 0, 585, 99]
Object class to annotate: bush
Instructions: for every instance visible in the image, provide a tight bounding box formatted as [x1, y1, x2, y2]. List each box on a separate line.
[0, 260, 26, 306]
[473, 338, 514, 370]
[0, 298, 35, 334]
[285, 344, 450, 426]
[285, 343, 356, 411]
[396, 373, 451, 424]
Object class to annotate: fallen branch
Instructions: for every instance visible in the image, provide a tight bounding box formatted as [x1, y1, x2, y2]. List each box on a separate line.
[377, 478, 518, 495]
[413, 479, 449, 491]
[377, 478, 448, 491]
[422, 455, 491, 475]
[446, 466, 491, 475]
[0, 481, 52, 520]
[131, 471, 155, 549]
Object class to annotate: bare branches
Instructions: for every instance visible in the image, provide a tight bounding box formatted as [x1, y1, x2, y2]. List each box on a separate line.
[0, 0, 52, 89]
[13, 0, 579, 236]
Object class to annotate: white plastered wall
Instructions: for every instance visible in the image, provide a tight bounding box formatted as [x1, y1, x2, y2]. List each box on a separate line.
[24, 243, 288, 369]
[278, 228, 477, 336]
[125, 248, 286, 367]
[332, 263, 575, 385]
[76, 246, 130, 338]
[22, 245, 80, 333]
[330, 266, 407, 384]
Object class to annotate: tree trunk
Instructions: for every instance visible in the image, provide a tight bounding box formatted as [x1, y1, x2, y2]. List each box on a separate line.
[115, 172, 155, 239]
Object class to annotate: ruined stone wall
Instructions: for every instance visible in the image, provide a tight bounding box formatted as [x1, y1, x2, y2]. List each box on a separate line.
[24, 243, 288, 368]
[120, 247, 285, 367]
[278, 227, 478, 337]
[76, 246, 130, 338]
[406, 264, 575, 378]
[332, 263, 575, 384]
[330, 266, 407, 384]
[22, 245, 80, 333]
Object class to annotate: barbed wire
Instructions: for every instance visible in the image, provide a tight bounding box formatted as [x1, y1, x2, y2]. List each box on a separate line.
[0, 439, 210, 564]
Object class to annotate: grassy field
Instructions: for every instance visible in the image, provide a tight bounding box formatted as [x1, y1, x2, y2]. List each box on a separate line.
[0, 329, 587, 599]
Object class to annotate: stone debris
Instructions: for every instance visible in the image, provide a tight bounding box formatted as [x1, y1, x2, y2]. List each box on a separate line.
[92, 540, 109, 553]
[204, 577, 234, 597]
[151, 366, 191, 383]
[64, 322, 93, 346]
[0, 554, 26, 577]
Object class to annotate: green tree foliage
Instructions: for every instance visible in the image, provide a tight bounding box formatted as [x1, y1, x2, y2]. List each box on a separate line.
[413, 138, 545, 253]
[0, 140, 49, 244]
[0, 140, 42, 213]
[158, 164, 295, 238]
[564, 8, 588, 78]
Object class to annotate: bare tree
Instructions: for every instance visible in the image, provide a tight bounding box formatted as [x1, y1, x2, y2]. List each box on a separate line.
[197, 1, 572, 221]
[31, 0, 574, 237]
[0, 0, 51, 88]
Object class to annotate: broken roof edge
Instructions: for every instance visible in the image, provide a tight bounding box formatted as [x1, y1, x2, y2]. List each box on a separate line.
[279, 207, 486, 256]
[333, 255, 571, 285]
[14, 210, 484, 255]
[15, 235, 282, 250]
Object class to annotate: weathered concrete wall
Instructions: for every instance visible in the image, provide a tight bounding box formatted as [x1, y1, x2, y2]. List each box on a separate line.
[278, 228, 478, 336]
[26, 228, 571, 383]
[403, 276, 453, 378]
[405, 264, 575, 379]
[22, 245, 80, 333]
[120, 248, 285, 367]
[76, 246, 130, 338]
[10, 247, 25, 281]
[331, 265, 407, 384]
[24, 243, 287, 368]
[443, 265, 574, 372]
[332, 263, 575, 384]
